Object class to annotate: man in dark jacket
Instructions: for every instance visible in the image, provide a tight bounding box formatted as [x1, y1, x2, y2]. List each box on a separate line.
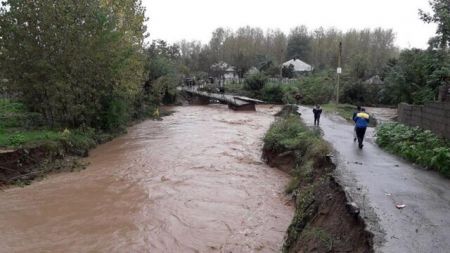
[313, 104, 322, 126]
[353, 108, 370, 149]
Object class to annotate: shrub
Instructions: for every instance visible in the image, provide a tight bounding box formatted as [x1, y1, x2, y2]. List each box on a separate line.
[298, 74, 334, 105]
[152, 75, 179, 105]
[263, 113, 329, 161]
[244, 72, 268, 91]
[376, 123, 450, 177]
[262, 83, 284, 103]
[282, 64, 295, 78]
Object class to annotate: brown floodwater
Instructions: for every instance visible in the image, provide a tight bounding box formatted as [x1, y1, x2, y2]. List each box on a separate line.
[0, 105, 293, 253]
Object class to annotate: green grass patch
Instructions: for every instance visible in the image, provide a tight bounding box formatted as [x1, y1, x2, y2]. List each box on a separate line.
[376, 123, 450, 177]
[0, 130, 62, 147]
[322, 103, 377, 127]
[0, 99, 101, 151]
[321, 103, 356, 121]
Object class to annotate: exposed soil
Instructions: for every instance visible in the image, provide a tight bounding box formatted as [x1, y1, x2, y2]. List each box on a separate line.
[263, 135, 374, 253]
[0, 145, 84, 186]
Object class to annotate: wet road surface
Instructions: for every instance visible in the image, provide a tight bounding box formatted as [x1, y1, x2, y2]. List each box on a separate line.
[299, 106, 450, 253]
[0, 105, 293, 253]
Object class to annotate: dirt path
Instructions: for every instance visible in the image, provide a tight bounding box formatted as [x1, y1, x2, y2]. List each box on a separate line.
[298, 106, 450, 253]
[0, 105, 293, 253]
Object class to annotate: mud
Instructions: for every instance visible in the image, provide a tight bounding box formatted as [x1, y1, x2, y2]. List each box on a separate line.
[0, 145, 66, 185]
[0, 105, 293, 252]
[287, 175, 374, 253]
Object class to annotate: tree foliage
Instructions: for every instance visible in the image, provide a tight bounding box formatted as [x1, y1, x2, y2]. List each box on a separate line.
[176, 26, 397, 79]
[0, 0, 147, 130]
[419, 0, 450, 49]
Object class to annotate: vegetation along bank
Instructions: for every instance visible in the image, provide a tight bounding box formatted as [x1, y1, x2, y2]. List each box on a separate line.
[376, 123, 450, 177]
[263, 105, 373, 253]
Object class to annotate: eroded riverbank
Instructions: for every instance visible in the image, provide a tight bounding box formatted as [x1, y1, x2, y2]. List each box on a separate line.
[0, 105, 293, 252]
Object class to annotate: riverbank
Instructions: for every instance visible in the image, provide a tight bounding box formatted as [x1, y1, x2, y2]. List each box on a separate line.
[0, 98, 171, 186]
[263, 106, 373, 252]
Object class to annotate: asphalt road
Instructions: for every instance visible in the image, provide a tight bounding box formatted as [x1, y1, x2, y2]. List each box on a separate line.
[298, 106, 450, 253]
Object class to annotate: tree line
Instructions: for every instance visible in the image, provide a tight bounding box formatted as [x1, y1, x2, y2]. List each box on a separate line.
[175, 26, 398, 80]
[177, 0, 449, 106]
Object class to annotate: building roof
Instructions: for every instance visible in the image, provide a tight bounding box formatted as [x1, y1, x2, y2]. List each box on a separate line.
[282, 58, 313, 72]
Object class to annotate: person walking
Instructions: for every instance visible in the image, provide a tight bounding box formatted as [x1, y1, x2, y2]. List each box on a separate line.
[313, 104, 322, 126]
[353, 108, 370, 149]
[352, 105, 362, 142]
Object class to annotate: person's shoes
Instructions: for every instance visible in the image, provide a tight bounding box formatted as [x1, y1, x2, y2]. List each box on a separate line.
[358, 143, 363, 149]
[354, 137, 357, 142]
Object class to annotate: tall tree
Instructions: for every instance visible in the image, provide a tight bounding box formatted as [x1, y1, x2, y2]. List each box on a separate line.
[286, 26, 312, 61]
[419, 0, 450, 49]
[0, 0, 147, 129]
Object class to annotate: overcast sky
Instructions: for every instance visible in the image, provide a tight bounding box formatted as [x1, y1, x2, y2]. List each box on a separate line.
[143, 0, 437, 49]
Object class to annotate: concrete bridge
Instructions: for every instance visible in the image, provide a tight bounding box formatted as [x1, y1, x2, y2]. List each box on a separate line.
[181, 87, 264, 111]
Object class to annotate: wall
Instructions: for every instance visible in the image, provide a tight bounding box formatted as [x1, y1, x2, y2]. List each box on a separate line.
[398, 102, 450, 139]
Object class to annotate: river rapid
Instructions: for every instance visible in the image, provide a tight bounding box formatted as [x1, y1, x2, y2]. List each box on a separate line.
[0, 105, 293, 252]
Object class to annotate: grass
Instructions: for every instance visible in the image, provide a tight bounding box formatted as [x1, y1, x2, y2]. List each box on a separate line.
[263, 110, 331, 192]
[0, 130, 62, 147]
[0, 99, 99, 151]
[321, 103, 356, 121]
[302, 227, 333, 251]
[376, 123, 450, 177]
[322, 103, 377, 127]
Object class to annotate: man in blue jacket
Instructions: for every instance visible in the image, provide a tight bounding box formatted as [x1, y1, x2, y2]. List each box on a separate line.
[354, 108, 370, 149]
[352, 105, 362, 142]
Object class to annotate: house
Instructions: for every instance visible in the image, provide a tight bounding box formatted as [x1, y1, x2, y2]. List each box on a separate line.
[282, 58, 313, 73]
[210, 62, 238, 80]
[224, 66, 238, 80]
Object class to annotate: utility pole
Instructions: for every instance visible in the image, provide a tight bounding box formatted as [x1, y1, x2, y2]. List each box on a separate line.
[336, 41, 342, 104]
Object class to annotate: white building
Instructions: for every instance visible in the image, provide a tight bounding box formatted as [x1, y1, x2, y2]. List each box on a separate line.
[223, 66, 238, 80]
[282, 58, 313, 72]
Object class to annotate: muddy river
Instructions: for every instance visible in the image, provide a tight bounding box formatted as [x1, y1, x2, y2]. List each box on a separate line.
[0, 105, 294, 252]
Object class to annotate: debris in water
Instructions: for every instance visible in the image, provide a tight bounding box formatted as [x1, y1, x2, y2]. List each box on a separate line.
[396, 204, 406, 209]
[385, 193, 392, 196]
[161, 176, 170, 182]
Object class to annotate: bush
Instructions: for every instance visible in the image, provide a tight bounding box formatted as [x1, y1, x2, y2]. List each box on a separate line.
[272, 72, 335, 105]
[152, 75, 179, 105]
[376, 123, 450, 177]
[101, 97, 129, 132]
[244, 72, 268, 91]
[262, 83, 284, 103]
[298, 74, 334, 105]
[282, 64, 295, 78]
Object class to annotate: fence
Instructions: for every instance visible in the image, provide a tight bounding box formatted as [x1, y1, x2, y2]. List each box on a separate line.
[398, 102, 450, 139]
